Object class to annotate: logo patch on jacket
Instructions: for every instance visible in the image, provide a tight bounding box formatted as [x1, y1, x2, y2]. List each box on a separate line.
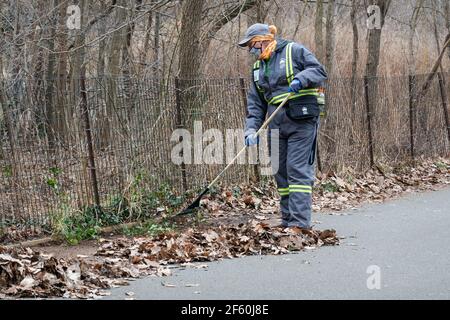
[253, 69, 259, 82]
[279, 58, 285, 67]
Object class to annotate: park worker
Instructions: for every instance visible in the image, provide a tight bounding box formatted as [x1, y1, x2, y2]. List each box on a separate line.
[238, 23, 327, 232]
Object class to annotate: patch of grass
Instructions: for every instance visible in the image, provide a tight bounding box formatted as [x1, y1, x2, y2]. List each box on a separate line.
[2, 165, 13, 178]
[320, 181, 339, 193]
[346, 175, 354, 185]
[435, 161, 448, 170]
[50, 182, 185, 244]
[122, 219, 175, 237]
[122, 176, 187, 218]
[48, 170, 187, 244]
[64, 211, 100, 245]
[232, 186, 242, 198]
[208, 185, 220, 197]
[194, 210, 206, 226]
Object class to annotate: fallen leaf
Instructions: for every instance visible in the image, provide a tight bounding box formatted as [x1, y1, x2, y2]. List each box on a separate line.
[161, 282, 176, 288]
[19, 276, 36, 289]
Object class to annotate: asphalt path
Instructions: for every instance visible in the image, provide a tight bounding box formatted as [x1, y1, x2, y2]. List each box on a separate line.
[106, 187, 450, 300]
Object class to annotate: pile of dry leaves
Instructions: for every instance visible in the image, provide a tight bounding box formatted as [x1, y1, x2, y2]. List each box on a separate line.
[313, 158, 449, 212]
[197, 158, 449, 219]
[0, 221, 338, 299]
[0, 245, 129, 299]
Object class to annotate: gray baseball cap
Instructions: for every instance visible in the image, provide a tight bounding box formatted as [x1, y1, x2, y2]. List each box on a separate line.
[238, 23, 270, 47]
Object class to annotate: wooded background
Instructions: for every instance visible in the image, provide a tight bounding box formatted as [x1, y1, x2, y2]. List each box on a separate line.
[1, 1, 449, 83]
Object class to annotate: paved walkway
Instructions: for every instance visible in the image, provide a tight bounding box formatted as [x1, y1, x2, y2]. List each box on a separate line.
[106, 187, 450, 300]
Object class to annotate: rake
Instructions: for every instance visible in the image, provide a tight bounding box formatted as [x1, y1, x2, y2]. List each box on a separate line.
[176, 93, 293, 216]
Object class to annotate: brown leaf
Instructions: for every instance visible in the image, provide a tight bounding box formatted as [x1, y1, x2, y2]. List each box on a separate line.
[185, 283, 199, 287]
[161, 282, 176, 288]
[19, 276, 37, 289]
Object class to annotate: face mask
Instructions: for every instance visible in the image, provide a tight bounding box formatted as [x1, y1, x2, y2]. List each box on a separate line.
[249, 47, 261, 58]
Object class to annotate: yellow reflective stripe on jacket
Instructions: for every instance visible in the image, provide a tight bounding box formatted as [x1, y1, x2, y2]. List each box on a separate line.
[286, 43, 294, 85]
[278, 187, 289, 196]
[269, 89, 319, 105]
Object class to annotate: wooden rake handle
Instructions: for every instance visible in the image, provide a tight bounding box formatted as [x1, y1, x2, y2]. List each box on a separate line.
[207, 93, 293, 189]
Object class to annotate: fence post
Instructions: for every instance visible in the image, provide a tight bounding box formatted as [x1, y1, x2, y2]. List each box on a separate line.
[174, 77, 188, 191]
[408, 74, 416, 161]
[363, 76, 375, 167]
[437, 72, 450, 145]
[79, 72, 101, 210]
[239, 77, 260, 183]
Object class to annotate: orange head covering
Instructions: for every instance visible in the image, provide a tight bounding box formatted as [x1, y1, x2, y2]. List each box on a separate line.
[249, 25, 278, 60]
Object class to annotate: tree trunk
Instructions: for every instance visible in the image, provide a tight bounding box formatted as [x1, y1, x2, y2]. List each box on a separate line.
[365, 0, 390, 100]
[178, 0, 205, 126]
[408, 0, 424, 76]
[96, 0, 110, 151]
[179, 0, 205, 80]
[30, 2, 46, 116]
[432, 1, 450, 144]
[364, 0, 390, 164]
[314, 0, 324, 62]
[104, 0, 127, 147]
[0, 54, 5, 160]
[153, 9, 161, 76]
[44, 0, 59, 150]
[142, 0, 153, 76]
[350, 0, 359, 114]
[108, 0, 126, 77]
[445, 0, 450, 66]
[97, 0, 107, 79]
[325, 0, 336, 76]
[121, 0, 137, 121]
[57, 0, 69, 144]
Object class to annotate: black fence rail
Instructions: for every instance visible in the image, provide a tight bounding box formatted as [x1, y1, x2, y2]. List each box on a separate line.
[0, 73, 448, 236]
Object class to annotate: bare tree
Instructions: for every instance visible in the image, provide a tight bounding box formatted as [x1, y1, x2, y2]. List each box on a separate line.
[365, 0, 391, 114]
[445, 0, 450, 65]
[292, 0, 309, 40]
[325, 0, 336, 76]
[408, 0, 425, 76]
[314, 0, 325, 63]
[97, 0, 108, 79]
[247, 0, 268, 25]
[178, 0, 204, 80]
[44, 0, 59, 149]
[431, 0, 450, 143]
[350, 0, 360, 114]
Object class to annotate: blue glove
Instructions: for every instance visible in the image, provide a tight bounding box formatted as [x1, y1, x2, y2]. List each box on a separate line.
[245, 132, 259, 146]
[288, 79, 302, 93]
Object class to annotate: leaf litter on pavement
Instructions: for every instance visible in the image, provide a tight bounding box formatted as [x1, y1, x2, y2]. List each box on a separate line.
[0, 220, 338, 299]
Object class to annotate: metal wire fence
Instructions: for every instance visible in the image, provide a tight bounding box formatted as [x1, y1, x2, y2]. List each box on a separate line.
[0, 73, 448, 236]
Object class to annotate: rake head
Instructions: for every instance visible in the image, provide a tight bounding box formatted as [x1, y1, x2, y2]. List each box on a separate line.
[177, 187, 210, 216]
